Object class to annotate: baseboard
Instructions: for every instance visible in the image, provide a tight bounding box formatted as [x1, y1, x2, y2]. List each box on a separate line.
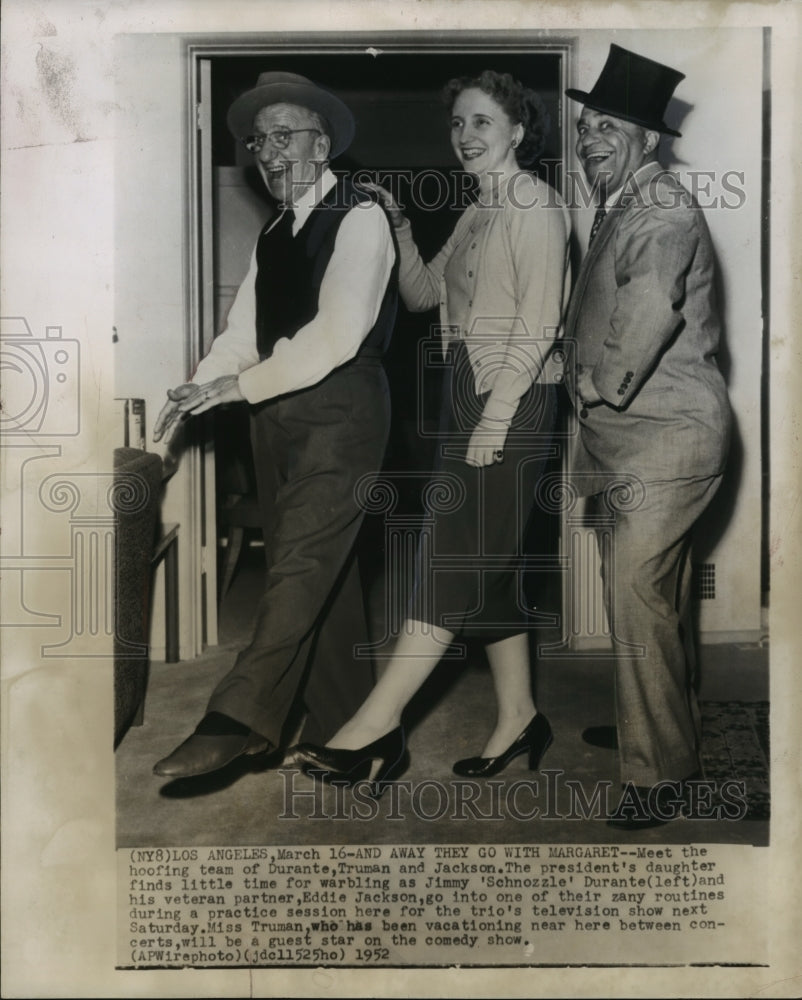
[698, 629, 766, 646]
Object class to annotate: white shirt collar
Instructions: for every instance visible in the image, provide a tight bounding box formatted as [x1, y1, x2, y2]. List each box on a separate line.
[603, 161, 654, 208]
[290, 167, 337, 234]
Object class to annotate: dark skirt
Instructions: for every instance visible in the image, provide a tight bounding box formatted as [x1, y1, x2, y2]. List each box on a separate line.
[409, 340, 557, 640]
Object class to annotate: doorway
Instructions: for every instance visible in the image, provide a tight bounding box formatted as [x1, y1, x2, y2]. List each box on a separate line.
[189, 38, 570, 646]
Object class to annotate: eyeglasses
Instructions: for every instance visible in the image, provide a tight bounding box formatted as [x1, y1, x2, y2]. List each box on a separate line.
[239, 128, 321, 153]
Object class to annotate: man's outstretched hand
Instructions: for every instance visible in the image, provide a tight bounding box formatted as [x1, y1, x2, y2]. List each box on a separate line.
[153, 376, 245, 446]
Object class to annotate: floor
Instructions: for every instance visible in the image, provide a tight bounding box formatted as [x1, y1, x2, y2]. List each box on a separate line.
[116, 546, 769, 848]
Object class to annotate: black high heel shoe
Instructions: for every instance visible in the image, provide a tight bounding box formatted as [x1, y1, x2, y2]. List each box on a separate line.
[289, 727, 407, 798]
[452, 714, 553, 777]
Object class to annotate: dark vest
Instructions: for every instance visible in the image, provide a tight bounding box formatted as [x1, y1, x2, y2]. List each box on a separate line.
[254, 177, 398, 363]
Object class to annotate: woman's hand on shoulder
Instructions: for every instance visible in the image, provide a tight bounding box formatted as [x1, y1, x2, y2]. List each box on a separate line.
[357, 181, 407, 229]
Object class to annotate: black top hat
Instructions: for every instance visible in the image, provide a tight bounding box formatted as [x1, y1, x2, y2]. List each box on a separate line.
[566, 44, 685, 137]
[227, 71, 356, 158]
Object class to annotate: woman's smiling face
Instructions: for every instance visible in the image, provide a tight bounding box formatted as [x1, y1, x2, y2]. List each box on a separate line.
[449, 88, 522, 185]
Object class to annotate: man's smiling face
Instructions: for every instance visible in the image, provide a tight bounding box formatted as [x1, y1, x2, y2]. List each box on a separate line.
[576, 108, 657, 198]
[252, 103, 330, 205]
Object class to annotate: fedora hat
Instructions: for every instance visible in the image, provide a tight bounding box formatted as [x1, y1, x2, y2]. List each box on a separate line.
[566, 44, 685, 137]
[227, 71, 355, 158]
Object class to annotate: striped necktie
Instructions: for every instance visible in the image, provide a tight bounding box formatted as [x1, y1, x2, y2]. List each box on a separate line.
[589, 205, 607, 246]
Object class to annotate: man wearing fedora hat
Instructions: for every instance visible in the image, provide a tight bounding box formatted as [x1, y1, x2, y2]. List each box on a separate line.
[152, 72, 398, 779]
[564, 45, 731, 826]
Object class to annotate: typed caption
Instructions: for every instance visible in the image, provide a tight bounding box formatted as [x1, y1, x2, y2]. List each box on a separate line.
[119, 841, 764, 968]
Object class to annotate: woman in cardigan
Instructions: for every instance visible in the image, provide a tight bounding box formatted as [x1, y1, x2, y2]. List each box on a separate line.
[291, 70, 571, 789]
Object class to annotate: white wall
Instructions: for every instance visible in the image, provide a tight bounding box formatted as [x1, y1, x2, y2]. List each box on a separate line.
[115, 33, 202, 658]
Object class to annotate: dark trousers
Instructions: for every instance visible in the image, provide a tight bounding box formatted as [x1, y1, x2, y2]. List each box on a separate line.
[207, 361, 391, 746]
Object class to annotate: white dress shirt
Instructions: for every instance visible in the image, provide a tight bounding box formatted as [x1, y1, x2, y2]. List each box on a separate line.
[192, 168, 395, 403]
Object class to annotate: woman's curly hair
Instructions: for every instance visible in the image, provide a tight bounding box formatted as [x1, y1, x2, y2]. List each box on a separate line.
[442, 70, 550, 167]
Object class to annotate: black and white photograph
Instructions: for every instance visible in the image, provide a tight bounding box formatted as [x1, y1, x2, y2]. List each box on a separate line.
[1, 0, 800, 996]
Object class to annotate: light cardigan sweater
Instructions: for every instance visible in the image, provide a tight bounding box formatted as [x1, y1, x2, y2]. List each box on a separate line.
[395, 171, 571, 426]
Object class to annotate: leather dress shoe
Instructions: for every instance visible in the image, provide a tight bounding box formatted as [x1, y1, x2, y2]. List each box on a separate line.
[290, 727, 407, 799]
[606, 778, 696, 830]
[154, 727, 270, 778]
[452, 713, 553, 778]
[606, 811, 668, 831]
[582, 725, 618, 750]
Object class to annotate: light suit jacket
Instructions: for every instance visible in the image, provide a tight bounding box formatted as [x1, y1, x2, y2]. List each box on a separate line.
[565, 161, 731, 496]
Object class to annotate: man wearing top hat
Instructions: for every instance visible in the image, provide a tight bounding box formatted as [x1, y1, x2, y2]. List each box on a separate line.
[564, 45, 731, 826]
[152, 72, 397, 779]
